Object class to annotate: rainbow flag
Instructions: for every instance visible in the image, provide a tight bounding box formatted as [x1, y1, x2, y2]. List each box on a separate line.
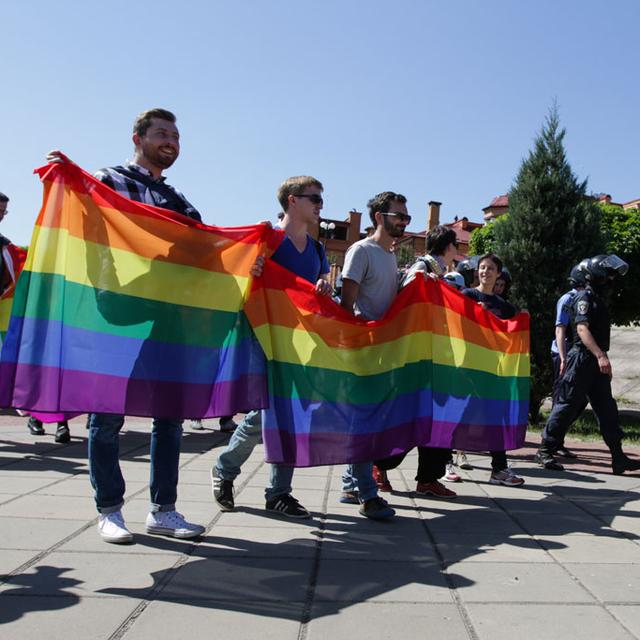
[1, 160, 529, 466]
[0, 162, 275, 418]
[245, 260, 529, 466]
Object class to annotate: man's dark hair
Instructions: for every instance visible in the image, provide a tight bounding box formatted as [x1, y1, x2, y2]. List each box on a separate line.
[367, 191, 407, 226]
[133, 108, 177, 137]
[426, 225, 457, 257]
[478, 252, 503, 273]
[0, 192, 9, 203]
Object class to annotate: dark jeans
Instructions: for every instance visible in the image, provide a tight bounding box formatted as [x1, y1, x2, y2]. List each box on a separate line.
[375, 447, 450, 483]
[88, 413, 183, 514]
[543, 349, 623, 455]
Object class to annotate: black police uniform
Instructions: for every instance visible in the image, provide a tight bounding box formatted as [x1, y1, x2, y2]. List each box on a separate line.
[541, 286, 625, 457]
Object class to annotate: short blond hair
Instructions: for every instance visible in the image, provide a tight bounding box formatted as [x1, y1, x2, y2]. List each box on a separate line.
[277, 176, 323, 211]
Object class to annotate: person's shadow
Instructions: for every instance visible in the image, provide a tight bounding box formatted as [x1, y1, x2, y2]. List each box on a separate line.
[0, 566, 81, 624]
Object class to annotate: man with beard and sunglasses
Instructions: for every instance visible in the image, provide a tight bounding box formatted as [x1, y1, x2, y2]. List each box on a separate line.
[47, 109, 205, 544]
[337, 191, 414, 520]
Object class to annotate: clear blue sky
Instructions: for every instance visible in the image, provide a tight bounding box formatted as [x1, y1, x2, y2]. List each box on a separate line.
[2, 0, 639, 245]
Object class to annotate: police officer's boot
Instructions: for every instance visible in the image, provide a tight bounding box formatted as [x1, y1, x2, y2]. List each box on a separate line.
[611, 451, 640, 475]
[535, 441, 564, 471]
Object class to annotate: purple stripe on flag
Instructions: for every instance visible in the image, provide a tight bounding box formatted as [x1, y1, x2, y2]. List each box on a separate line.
[263, 419, 527, 467]
[1, 362, 268, 418]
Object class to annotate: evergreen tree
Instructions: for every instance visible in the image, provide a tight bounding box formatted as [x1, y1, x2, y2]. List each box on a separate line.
[494, 107, 604, 422]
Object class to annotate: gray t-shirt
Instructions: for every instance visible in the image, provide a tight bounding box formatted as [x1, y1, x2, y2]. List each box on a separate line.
[342, 237, 398, 320]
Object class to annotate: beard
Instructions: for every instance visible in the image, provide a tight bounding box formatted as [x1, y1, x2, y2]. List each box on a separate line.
[141, 141, 178, 170]
[383, 217, 405, 238]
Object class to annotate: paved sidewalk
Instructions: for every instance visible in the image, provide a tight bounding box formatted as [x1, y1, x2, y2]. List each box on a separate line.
[1, 415, 640, 640]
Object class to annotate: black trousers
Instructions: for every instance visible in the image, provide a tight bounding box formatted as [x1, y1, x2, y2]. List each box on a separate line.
[543, 349, 623, 455]
[375, 447, 451, 483]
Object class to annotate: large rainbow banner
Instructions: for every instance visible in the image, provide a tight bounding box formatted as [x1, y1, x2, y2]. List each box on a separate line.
[0, 161, 529, 465]
[0, 162, 273, 419]
[245, 260, 529, 466]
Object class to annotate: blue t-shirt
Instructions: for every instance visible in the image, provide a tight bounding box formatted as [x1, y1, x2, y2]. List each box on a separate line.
[271, 234, 330, 285]
[550, 289, 577, 354]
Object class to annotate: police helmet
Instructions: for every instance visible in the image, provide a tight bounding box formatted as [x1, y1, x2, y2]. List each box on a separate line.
[583, 254, 629, 285]
[443, 272, 465, 290]
[455, 255, 479, 288]
[568, 263, 587, 288]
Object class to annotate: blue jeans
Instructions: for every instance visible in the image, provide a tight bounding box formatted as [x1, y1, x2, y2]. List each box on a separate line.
[342, 462, 378, 503]
[88, 413, 182, 514]
[214, 410, 294, 501]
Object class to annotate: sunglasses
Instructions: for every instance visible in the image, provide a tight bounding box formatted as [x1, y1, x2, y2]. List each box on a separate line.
[382, 212, 412, 224]
[296, 194, 324, 205]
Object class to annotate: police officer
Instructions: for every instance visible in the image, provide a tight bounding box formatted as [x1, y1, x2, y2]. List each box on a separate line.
[536, 254, 640, 474]
[455, 255, 479, 288]
[548, 262, 588, 458]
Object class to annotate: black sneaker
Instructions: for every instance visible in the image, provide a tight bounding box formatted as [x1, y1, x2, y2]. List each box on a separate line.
[211, 471, 235, 511]
[612, 455, 640, 475]
[265, 494, 310, 519]
[27, 417, 45, 436]
[358, 496, 395, 520]
[535, 450, 564, 470]
[54, 422, 71, 443]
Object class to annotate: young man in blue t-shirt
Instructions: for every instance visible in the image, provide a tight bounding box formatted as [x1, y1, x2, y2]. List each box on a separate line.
[212, 176, 332, 518]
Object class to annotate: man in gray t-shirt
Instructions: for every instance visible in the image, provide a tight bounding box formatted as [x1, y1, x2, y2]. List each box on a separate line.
[339, 191, 411, 521]
[342, 236, 398, 321]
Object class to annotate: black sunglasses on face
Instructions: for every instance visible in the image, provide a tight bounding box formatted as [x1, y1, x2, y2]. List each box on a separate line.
[382, 211, 412, 224]
[296, 194, 324, 205]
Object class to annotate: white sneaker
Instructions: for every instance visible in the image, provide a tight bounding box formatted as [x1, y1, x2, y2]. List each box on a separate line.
[98, 510, 133, 544]
[190, 419, 204, 430]
[145, 510, 205, 539]
[442, 463, 462, 482]
[456, 451, 473, 470]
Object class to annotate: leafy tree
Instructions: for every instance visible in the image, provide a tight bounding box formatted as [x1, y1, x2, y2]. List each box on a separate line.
[469, 215, 505, 255]
[395, 243, 415, 269]
[493, 107, 604, 422]
[599, 203, 640, 326]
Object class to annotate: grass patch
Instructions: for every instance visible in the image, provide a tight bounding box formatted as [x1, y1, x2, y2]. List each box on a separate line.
[529, 409, 640, 443]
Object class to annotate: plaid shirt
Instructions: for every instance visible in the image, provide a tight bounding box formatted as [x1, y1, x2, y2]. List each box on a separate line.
[95, 162, 201, 222]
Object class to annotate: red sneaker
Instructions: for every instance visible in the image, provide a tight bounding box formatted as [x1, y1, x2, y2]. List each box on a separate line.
[415, 480, 457, 498]
[373, 465, 393, 492]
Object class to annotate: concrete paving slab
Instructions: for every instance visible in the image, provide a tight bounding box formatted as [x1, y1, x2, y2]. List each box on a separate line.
[436, 533, 554, 564]
[513, 511, 613, 536]
[158, 556, 314, 603]
[610, 605, 640, 638]
[213, 507, 323, 529]
[466, 603, 635, 640]
[536, 533, 640, 563]
[196, 526, 319, 558]
[124, 598, 304, 640]
[314, 559, 453, 603]
[0, 516, 87, 550]
[307, 603, 469, 639]
[56, 527, 196, 555]
[565, 563, 640, 603]
[0, 595, 139, 639]
[424, 509, 526, 534]
[0, 550, 38, 576]
[319, 529, 436, 562]
[0, 493, 96, 520]
[0, 474, 64, 494]
[450, 562, 595, 602]
[607, 515, 640, 537]
[0, 551, 176, 598]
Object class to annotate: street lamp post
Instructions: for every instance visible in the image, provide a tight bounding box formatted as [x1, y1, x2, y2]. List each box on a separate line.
[319, 220, 336, 242]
